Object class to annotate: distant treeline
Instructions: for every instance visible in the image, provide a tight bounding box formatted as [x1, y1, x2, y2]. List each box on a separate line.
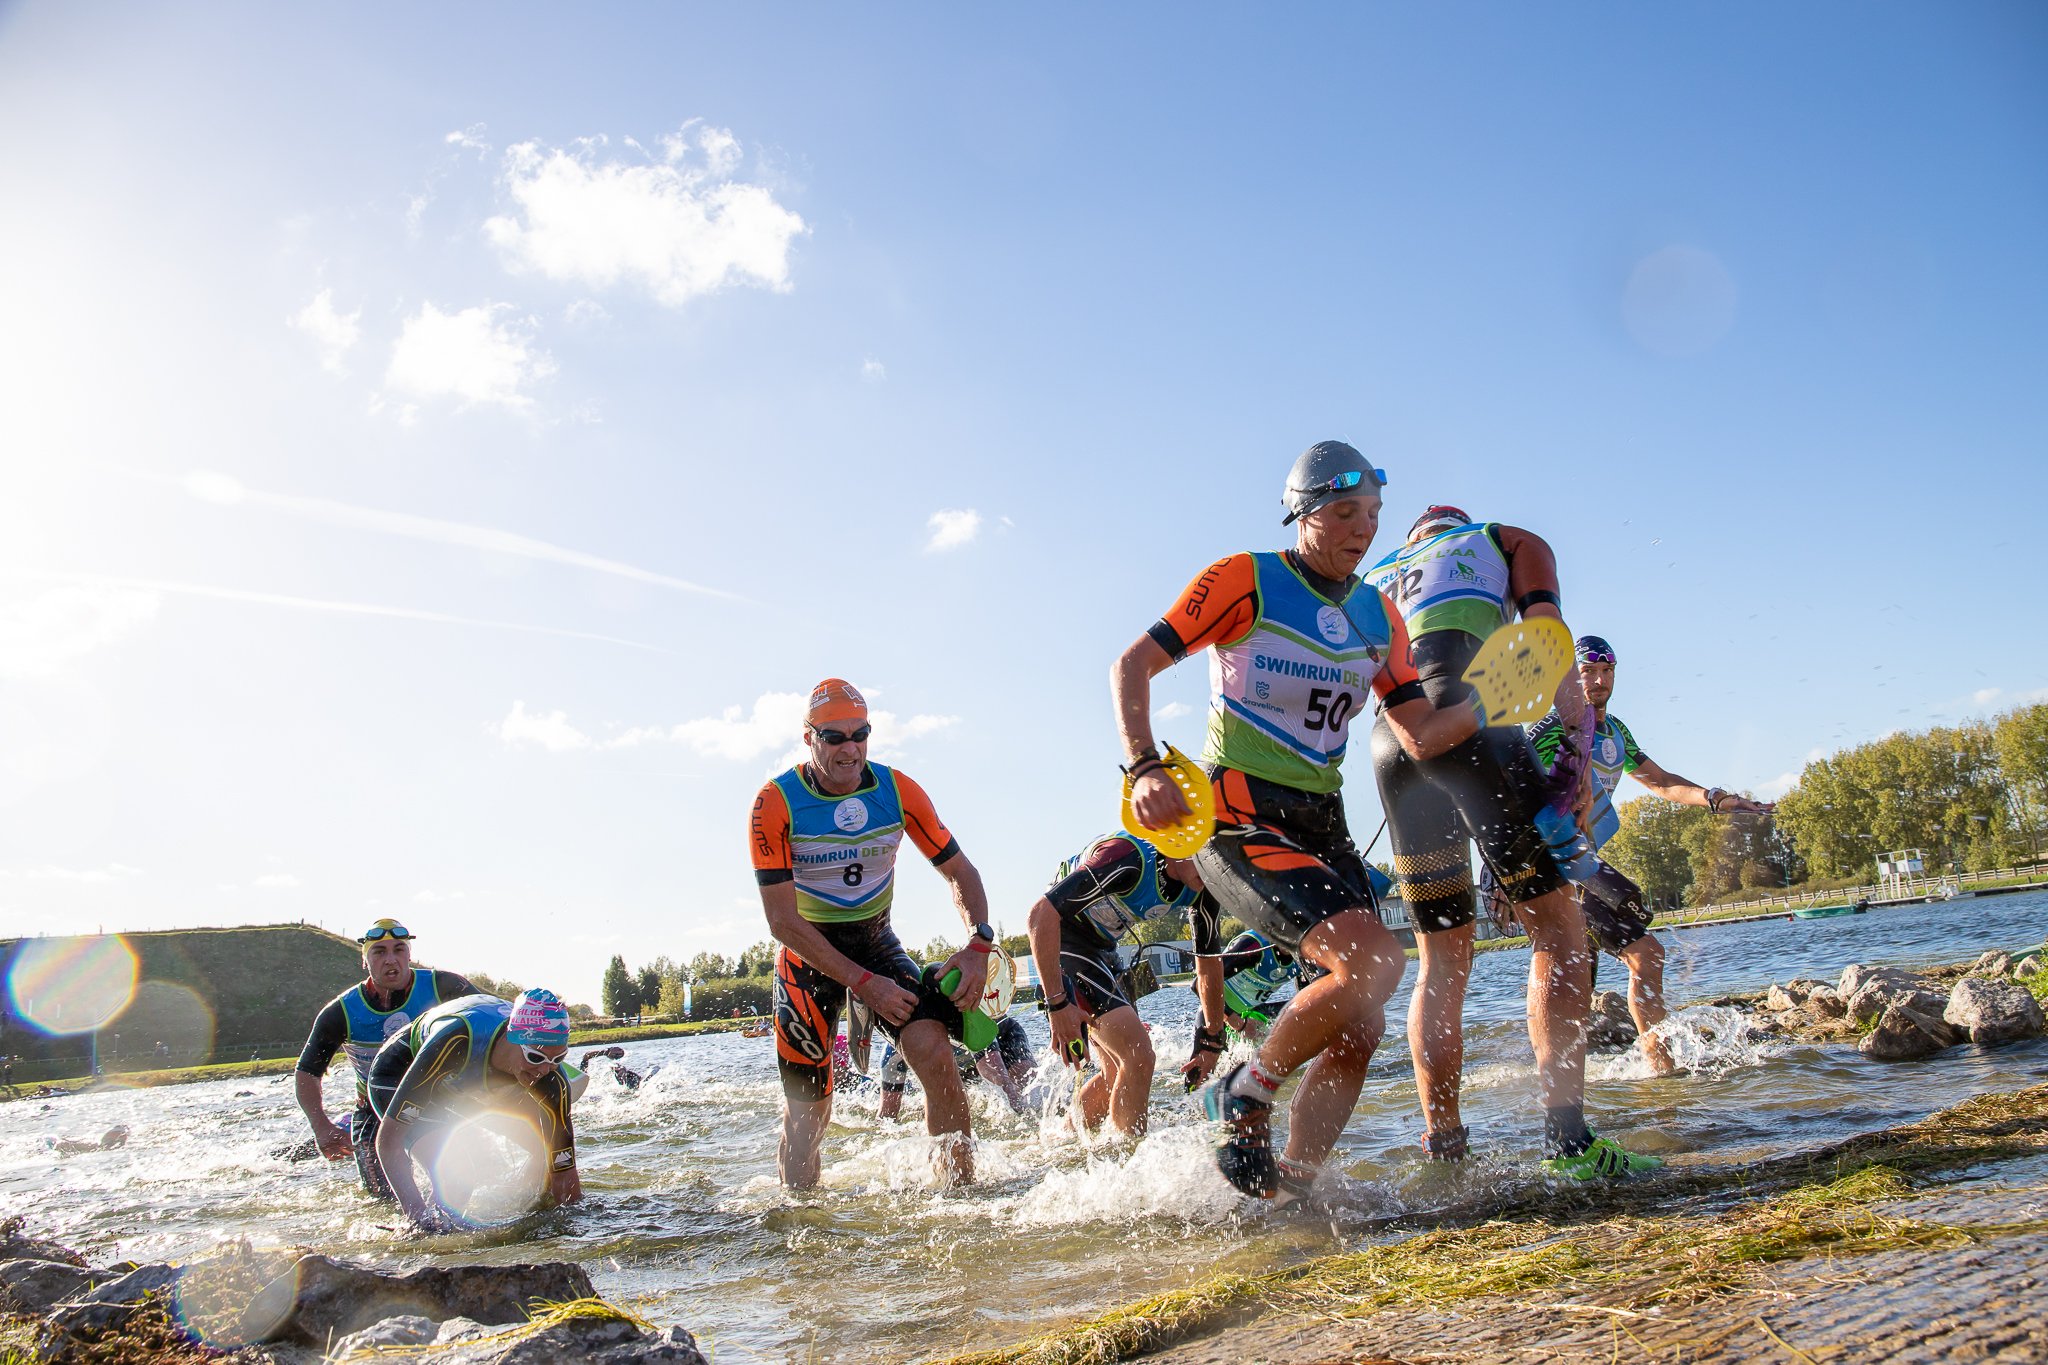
[1607, 702, 2048, 908]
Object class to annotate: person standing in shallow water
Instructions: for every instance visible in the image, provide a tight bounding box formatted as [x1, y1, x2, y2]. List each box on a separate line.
[1526, 634, 1776, 1075]
[749, 678, 995, 1188]
[1364, 506, 1657, 1176]
[1112, 439, 1501, 1200]
[293, 919, 476, 1198]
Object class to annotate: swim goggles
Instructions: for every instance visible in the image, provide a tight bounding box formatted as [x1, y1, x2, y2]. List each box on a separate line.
[1293, 467, 1387, 498]
[359, 920, 415, 943]
[814, 724, 873, 746]
[519, 1045, 560, 1066]
[1575, 636, 1618, 665]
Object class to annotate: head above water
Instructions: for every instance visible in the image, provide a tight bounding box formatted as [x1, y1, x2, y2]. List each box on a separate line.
[1406, 505, 1472, 543]
[358, 918, 415, 990]
[803, 677, 871, 794]
[1575, 635, 1617, 708]
[1280, 440, 1386, 526]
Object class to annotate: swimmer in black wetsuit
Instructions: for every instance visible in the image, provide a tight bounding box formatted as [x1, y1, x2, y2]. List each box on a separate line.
[293, 918, 477, 1198]
[368, 989, 581, 1233]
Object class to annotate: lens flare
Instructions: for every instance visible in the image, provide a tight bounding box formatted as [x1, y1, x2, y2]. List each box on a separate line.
[424, 1111, 550, 1227]
[170, 1245, 299, 1349]
[112, 981, 216, 1070]
[4, 936, 138, 1035]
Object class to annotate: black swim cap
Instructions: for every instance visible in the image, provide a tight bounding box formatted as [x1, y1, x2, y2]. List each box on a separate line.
[1576, 635, 1617, 664]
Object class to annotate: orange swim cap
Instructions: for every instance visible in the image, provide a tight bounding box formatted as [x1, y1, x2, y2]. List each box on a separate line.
[807, 678, 868, 727]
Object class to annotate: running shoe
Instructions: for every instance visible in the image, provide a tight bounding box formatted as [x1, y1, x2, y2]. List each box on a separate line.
[1197, 1064, 1279, 1197]
[1541, 1133, 1662, 1180]
[1421, 1124, 1470, 1162]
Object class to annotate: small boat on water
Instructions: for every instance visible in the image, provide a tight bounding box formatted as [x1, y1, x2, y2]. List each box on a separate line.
[1794, 901, 1867, 919]
[740, 1021, 771, 1039]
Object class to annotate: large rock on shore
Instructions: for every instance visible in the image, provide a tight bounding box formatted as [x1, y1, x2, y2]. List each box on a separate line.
[1860, 1000, 1956, 1061]
[246, 1254, 596, 1346]
[1587, 991, 1637, 1049]
[331, 1312, 709, 1363]
[1944, 977, 2047, 1046]
[1969, 950, 2016, 979]
[0, 1218, 87, 1269]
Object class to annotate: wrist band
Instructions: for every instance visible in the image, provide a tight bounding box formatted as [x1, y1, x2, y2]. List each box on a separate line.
[968, 937, 993, 953]
[855, 970, 874, 990]
[1515, 589, 1561, 613]
[1044, 993, 1069, 1010]
[1122, 756, 1165, 780]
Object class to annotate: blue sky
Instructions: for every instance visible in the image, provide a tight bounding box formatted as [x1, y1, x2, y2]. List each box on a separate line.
[2, 2, 2043, 1006]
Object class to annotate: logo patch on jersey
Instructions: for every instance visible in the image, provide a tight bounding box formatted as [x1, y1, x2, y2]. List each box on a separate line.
[1254, 680, 1271, 700]
[396, 1102, 423, 1124]
[382, 1013, 411, 1039]
[551, 1149, 576, 1170]
[1600, 738, 1619, 764]
[1315, 605, 1349, 645]
[832, 798, 868, 833]
[1450, 561, 1478, 583]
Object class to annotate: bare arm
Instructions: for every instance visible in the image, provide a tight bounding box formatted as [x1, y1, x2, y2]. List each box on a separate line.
[1380, 694, 1482, 762]
[1026, 897, 1086, 1065]
[1629, 756, 1774, 814]
[293, 1071, 352, 1159]
[1497, 524, 1587, 722]
[1116, 635, 1196, 828]
[931, 851, 993, 1010]
[760, 881, 919, 1027]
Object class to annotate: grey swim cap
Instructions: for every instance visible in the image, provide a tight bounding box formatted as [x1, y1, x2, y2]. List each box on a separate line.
[1281, 440, 1387, 525]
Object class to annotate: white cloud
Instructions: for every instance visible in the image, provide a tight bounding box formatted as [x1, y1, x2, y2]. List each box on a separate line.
[500, 700, 592, 752]
[385, 302, 555, 414]
[925, 509, 982, 553]
[548, 690, 959, 769]
[563, 299, 610, 328]
[445, 124, 492, 158]
[12, 569, 670, 654]
[173, 469, 742, 601]
[861, 357, 886, 383]
[1, 863, 141, 884]
[289, 288, 361, 374]
[1153, 701, 1193, 722]
[252, 873, 301, 889]
[483, 126, 807, 307]
[0, 585, 159, 678]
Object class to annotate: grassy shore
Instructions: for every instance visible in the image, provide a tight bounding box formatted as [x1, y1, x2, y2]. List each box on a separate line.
[937, 1082, 2048, 1365]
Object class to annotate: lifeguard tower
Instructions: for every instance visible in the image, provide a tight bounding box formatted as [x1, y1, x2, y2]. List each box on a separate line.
[1876, 849, 1924, 900]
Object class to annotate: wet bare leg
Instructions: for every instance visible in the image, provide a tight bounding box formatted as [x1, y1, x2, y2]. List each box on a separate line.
[1617, 934, 1674, 1075]
[779, 1095, 832, 1189]
[1408, 922, 1473, 1142]
[1514, 888, 1591, 1116]
[900, 1018, 974, 1184]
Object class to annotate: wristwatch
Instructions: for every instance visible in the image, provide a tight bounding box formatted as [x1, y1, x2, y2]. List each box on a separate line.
[970, 922, 997, 945]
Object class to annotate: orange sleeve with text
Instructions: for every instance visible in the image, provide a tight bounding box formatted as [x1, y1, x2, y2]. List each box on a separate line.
[1157, 553, 1261, 656]
[748, 781, 793, 874]
[892, 771, 956, 862]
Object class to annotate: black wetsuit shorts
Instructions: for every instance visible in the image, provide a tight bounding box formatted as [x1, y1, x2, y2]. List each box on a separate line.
[1582, 861, 1654, 955]
[1370, 630, 1568, 933]
[773, 915, 964, 1103]
[1193, 766, 1380, 955]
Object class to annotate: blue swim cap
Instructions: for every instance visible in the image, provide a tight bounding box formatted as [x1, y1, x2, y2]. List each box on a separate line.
[506, 988, 569, 1047]
[1575, 635, 1617, 665]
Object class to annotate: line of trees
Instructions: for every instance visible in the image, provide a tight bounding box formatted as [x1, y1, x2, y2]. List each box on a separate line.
[1606, 703, 2048, 908]
[596, 927, 1039, 1021]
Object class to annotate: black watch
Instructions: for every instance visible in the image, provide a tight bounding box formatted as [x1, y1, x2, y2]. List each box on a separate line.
[970, 922, 997, 945]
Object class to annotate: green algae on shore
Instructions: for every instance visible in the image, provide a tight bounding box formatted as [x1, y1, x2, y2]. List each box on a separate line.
[939, 1084, 2048, 1365]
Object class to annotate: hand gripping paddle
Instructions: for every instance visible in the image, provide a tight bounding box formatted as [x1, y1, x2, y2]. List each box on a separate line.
[939, 946, 1016, 1053]
[1120, 743, 1215, 859]
[1461, 617, 1574, 727]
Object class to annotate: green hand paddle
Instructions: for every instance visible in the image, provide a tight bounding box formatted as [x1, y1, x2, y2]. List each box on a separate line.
[939, 947, 1016, 1053]
[1461, 617, 1574, 726]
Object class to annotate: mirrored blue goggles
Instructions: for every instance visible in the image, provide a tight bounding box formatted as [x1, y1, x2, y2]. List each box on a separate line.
[359, 922, 415, 943]
[1304, 468, 1386, 495]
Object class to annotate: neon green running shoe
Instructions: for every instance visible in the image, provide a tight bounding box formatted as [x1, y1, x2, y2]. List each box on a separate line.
[1542, 1134, 1662, 1181]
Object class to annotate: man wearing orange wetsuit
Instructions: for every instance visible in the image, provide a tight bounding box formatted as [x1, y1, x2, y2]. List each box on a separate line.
[749, 678, 995, 1189]
[1112, 440, 1493, 1200]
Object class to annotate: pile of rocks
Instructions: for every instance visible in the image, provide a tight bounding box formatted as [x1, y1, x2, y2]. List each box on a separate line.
[0, 1217, 705, 1364]
[1750, 950, 2047, 1062]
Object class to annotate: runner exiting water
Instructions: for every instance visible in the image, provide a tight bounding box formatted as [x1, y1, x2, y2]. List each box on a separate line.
[1022, 831, 1228, 1137]
[749, 678, 995, 1188]
[1528, 634, 1776, 1074]
[293, 919, 476, 1198]
[1366, 506, 1654, 1177]
[1113, 440, 1495, 1199]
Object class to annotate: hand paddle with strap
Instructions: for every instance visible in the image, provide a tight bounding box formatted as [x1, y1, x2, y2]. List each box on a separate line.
[1461, 618, 1574, 727]
[1120, 742, 1215, 859]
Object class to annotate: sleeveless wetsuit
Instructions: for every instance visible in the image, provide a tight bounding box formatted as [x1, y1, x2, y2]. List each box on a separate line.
[1044, 833, 1222, 1017]
[750, 762, 967, 1102]
[1149, 551, 1419, 951]
[1364, 524, 1567, 932]
[366, 994, 577, 1193]
[294, 968, 475, 1198]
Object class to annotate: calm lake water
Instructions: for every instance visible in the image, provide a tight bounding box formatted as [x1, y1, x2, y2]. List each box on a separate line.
[5, 893, 2046, 1362]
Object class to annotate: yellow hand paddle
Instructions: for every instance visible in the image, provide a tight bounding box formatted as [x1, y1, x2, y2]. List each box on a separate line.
[1120, 742, 1215, 858]
[1461, 617, 1575, 726]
